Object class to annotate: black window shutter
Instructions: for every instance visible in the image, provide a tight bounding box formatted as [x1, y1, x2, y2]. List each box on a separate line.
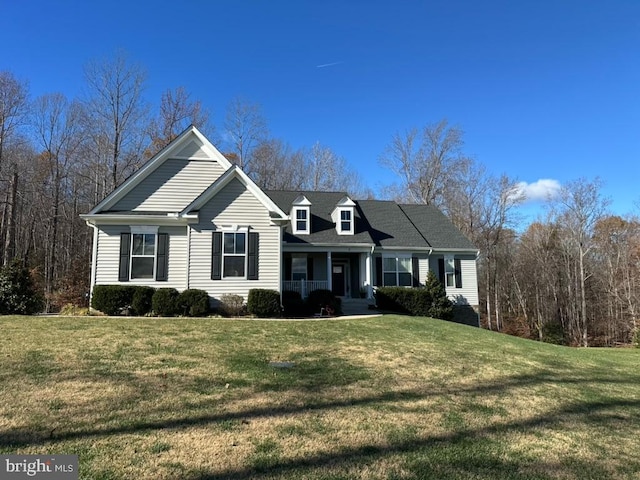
[412, 257, 420, 287]
[211, 232, 222, 280]
[119, 233, 131, 282]
[438, 258, 445, 285]
[156, 233, 168, 281]
[375, 256, 382, 286]
[454, 258, 462, 288]
[248, 232, 259, 280]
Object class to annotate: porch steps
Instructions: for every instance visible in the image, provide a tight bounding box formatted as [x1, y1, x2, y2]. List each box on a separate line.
[341, 298, 377, 316]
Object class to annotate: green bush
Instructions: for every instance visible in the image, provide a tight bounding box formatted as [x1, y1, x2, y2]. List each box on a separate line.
[219, 293, 245, 316]
[178, 289, 210, 317]
[633, 328, 640, 348]
[306, 289, 342, 315]
[247, 289, 281, 318]
[282, 290, 309, 317]
[376, 273, 453, 321]
[91, 285, 136, 316]
[131, 286, 155, 316]
[423, 271, 454, 320]
[0, 260, 44, 314]
[152, 288, 179, 316]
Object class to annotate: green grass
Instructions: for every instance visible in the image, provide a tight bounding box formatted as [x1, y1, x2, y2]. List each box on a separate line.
[0, 315, 639, 479]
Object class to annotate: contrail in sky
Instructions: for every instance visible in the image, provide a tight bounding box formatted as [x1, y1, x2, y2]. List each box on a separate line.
[316, 61, 343, 68]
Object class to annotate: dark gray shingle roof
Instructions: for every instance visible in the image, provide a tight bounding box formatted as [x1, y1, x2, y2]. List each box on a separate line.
[264, 190, 476, 251]
[264, 190, 374, 244]
[399, 204, 477, 250]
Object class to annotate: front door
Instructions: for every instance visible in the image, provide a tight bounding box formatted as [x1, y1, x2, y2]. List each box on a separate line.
[331, 262, 346, 296]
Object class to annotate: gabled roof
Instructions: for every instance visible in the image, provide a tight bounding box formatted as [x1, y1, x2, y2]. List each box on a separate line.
[183, 165, 288, 220]
[88, 125, 232, 214]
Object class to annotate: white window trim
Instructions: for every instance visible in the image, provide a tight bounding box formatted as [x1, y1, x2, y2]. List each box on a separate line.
[129, 226, 159, 281]
[337, 207, 354, 235]
[221, 227, 249, 279]
[292, 206, 310, 235]
[444, 254, 456, 288]
[382, 253, 412, 287]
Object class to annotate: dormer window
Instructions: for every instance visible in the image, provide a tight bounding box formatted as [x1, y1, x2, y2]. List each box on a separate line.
[291, 194, 311, 235]
[295, 208, 309, 233]
[332, 196, 356, 235]
[339, 209, 353, 233]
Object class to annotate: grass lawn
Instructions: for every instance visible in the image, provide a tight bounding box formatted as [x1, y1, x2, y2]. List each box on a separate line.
[0, 315, 639, 479]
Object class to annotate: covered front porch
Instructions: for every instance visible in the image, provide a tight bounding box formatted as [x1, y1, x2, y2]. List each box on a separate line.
[282, 250, 374, 299]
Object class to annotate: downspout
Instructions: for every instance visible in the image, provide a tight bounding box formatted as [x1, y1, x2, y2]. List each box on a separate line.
[88, 223, 99, 311]
[186, 225, 191, 290]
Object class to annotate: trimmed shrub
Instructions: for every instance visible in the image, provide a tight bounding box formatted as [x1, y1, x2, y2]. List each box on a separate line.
[219, 294, 245, 317]
[91, 285, 136, 316]
[131, 286, 156, 316]
[178, 289, 210, 317]
[376, 274, 453, 320]
[0, 260, 44, 315]
[306, 289, 342, 315]
[152, 288, 179, 316]
[247, 289, 281, 318]
[282, 290, 309, 317]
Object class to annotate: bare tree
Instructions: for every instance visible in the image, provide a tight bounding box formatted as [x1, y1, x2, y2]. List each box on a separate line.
[146, 86, 212, 158]
[551, 178, 610, 346]
[379, 119, 465, 206]
[0, 71, 29, 173]
[250, 138, 306, 190]
[303, 142, 369, 197]
[82, 51, 148, 192]
[223, 97, 268, 172]
[31, 93, 83, 307]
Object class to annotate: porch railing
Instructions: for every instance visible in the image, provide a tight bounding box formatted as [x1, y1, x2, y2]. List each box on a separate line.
[282, 280, 329, 298]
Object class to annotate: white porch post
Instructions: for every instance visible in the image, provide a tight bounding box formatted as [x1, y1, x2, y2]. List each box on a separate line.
[327, 251, 332, 292]
[366, 250, 373, 299]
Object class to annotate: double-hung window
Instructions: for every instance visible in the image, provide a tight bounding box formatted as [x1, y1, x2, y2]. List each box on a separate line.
[383, 255, 412, 286]
[445, 256, 455, 287]
[291, 255, 307, 281]
[119, 227, 167, 282]
[131, 233, 156, 279]
[223, 232, 246, 277]
[292, 206, 310, 234]
[212, 230, 259, 281]
[340, 210, 351, 233]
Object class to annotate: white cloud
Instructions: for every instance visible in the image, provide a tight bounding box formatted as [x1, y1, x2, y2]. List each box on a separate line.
[514, 179, 561, 202]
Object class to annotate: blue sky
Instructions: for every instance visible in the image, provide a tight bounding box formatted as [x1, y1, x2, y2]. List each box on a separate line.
[2, 0, 639, 220]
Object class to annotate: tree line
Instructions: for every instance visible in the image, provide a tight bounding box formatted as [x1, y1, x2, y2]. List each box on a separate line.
[381, 121, 637, 346]
[1, 52, 637, 346]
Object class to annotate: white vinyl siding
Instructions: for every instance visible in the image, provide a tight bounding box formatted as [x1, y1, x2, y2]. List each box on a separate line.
[188, 178, 281, 301]
[94, 225, 187, 289]
[416, 253, 429, 286]
[428, 253, 479, 307]
[173, 139, 210, 158]
[456, 255, 479, 307]
[110, 159, 226, 212]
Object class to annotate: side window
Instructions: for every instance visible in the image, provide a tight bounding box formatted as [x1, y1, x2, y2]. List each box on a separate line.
[131, 233, 156, 279]
[383, 255, 412, 286]
[223, 232, 246, 278]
